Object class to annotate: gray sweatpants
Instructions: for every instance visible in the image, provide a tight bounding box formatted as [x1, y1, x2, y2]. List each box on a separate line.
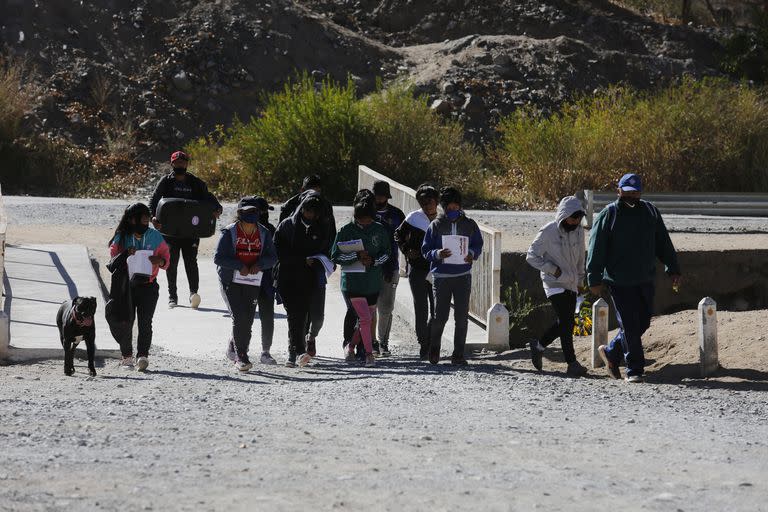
[429, 274, 471, 358]
[376, 273, 399, 343]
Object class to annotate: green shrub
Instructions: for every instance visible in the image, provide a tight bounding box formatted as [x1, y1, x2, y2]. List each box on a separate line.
[0, 58, 37, 147]
[494, 78, 768, 202]
[187, 76, 484, 203]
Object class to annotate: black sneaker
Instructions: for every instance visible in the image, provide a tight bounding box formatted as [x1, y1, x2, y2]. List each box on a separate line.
[380, 342, 391, 357]
[529, 340, 543, 372]
[372, 340, 380, 356]
[450, 355, 468, 366]
[168, 297, 178, 309]
[418, 343, 429, 360]
[566, 361, 588, 377]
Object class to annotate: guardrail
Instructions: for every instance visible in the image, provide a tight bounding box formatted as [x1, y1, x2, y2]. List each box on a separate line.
[358, 166, 504, 336]
[0, 184, 9, 358]
[582, 191, 768, 227]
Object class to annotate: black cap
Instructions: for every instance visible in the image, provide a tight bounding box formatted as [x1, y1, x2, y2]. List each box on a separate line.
[237, 196, 260, 212]
[372, 180, 392, 199]
[302, 174, 322, 190]
[253, 197, 274, 211]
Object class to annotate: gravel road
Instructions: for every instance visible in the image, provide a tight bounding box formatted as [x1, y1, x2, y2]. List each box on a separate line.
[2, 196, 767, 511]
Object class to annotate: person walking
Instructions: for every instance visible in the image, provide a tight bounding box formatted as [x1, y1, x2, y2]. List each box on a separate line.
[421, 187, 483, 366]
[214, 197, 277, 372]
[587, 173, 681, 383]
[394, 184, 439, 360]
[331, 194, 390, 368]
[526, 195, 588, 377]
[371, 180, 405, 357]
[279, 175, 336, 356]
[274, 195, 330, 368]
[107, 203, 171, 372]
[150, 150, 222, 310]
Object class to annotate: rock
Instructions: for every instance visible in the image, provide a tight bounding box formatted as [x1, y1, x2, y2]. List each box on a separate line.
[462, 94, 485, 114]
[441, 81, 456, 94]
[172, 71, 193, 91]
[430, 99, 452, 114]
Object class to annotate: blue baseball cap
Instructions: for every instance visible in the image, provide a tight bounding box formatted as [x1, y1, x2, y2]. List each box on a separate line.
[618, 173, 642, 192]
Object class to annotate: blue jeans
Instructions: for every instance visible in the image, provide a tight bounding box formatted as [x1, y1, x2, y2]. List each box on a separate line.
[605, 283, 655, 377]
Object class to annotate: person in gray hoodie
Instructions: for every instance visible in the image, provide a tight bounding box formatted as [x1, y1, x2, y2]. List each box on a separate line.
[526, 195, 588, 377]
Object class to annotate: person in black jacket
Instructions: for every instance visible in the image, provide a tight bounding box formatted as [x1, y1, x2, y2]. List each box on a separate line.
[274, 194, 330, 367]
[394, 184, 439, 359]
[279, 175, 337, 357]
[149, 151, 222, 310]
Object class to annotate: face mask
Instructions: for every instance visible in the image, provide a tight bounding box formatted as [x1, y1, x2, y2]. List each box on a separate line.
[133, 223, 149, 235]
[173, 167, 187, 176]
[621, 197, 640, 208]
[240, 213, 259, 224]
[562, 222, 579, 232]
[446, 210, 461, 221]
[376, 202, 388, 211]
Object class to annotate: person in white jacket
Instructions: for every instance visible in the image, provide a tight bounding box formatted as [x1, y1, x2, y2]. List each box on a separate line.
[526, 196, 588, 376]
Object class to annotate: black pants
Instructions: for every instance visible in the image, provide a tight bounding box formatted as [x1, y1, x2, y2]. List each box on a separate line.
[225, 282, 260, 358]
[116, 281, 159, 358]
[167, 237, 199, 301]
[256, 286, 275, 353]
[282, 286, 316, 360]
[305, 284, 326, 338]
[539, 290, 577, 364]
[408, 267, 434, 346]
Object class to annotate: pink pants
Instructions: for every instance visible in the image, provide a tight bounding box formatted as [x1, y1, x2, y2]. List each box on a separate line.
[347, 297, 376, 355]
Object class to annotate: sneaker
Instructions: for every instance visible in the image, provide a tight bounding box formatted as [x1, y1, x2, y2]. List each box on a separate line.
[260, 352, 277, 365]
[380, 342, 391, 357]
[372, 340, 380, 356]
[428, 350, 440, 365]
[345, 349, 356, 362]
[168, 298, 178, 309]
[365, 354, 376, 367]
[306, 335, 317, 357]
[297, 353, 312, 367]
[529, 340, 544, 372]
[225, 340, 237, 362]
[136, 356, 149, 372]
[598, 345, 621, 380]
[566, 361, 588, 377]
[235, 356, 253, 372]
[625, 374, 644, 383]
[285, 360, 296, 368]
[119, 356, 135, 368]
[418, 343, 429, 361]
[451, 355, 469, 366]
[190, 293, 201, 309]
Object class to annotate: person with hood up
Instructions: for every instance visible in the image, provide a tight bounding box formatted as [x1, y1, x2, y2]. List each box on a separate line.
[526, 195, 588, 377]
[214, 197, 277, 372]
[394, 184, 439, 360]
[279, 174, 336, 357]
[149, 151, 222, 310]
[108, 202, 171, 371]
[331, 193, 390, 368]
[421, 187, 483, 366]
[274, 194, 331, 368]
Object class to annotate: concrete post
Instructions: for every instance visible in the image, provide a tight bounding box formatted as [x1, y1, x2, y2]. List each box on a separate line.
[698, 297, 718, 377]
[0, 311, 8, 359]
[591, 298, 609, 368]
[486, 302, 509, 351]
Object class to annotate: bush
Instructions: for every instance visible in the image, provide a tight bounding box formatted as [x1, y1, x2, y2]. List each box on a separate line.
[0, 57, 37, 147]
[494, 78, 768, 203]
[187, 75, 484, 203]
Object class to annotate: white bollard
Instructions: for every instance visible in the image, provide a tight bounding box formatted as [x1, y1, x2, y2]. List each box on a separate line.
[698, 297, 718, 378]
[486, 302, 510, 351]
[591, 298, 609, 368]
[0, 311, 8, 360]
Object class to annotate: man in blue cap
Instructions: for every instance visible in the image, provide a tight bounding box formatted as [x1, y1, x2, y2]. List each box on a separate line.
[586, 173, 681, 383]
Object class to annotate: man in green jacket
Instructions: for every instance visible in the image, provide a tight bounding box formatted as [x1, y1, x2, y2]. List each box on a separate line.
[587, 173, 682, 383]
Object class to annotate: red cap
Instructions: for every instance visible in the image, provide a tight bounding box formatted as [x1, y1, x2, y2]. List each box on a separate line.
[170, 151, 189, 163]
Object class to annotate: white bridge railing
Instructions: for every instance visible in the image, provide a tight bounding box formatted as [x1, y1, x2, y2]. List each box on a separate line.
[358, 166, 508, 349]
[0, 184, 9, 358]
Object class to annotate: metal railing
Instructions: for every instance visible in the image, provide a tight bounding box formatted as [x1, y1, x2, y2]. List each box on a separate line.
[583, 191, 768, 227]
[358, 165, 502, 326]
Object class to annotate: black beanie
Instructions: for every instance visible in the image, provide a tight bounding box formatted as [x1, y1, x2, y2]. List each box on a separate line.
[439, 187, 462, 209]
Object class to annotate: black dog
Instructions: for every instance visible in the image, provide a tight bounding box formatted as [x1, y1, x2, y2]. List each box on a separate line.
[56, 297, 98, 377]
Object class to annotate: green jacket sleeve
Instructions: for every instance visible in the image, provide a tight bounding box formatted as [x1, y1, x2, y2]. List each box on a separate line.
[586, 209, 609, 286]
[654, 212, 680, 276]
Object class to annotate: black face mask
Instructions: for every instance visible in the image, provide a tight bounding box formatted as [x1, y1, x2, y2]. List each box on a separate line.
[621, 197, 640, 208]
[173, 167, 187, 176]
[562, 222, 579, 232]
[133, 223, 149, 235]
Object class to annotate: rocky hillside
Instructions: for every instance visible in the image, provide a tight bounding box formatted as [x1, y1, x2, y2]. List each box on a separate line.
[0, 0, 726, 162]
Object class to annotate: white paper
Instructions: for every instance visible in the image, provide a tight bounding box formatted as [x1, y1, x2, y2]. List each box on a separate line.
[309, 254, 336, 279]
[441, 235, 469, 265]
[127, 250, 154, 279]
[341, 261, 366, 274]
[337, 239, 365, 253]
[233, 270, 263, 286]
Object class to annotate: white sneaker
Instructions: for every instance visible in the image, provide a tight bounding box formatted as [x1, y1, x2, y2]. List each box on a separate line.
[136, 357, 149, 372]
[190, 293, 201, 309]
[119, 356, 135, 368]
[297, 353, 312, 367]
[260, 352, 277, 365]
[225, 340, 237, 362]
[235, 359, 253, 372]
[168, 299, 177, 309]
